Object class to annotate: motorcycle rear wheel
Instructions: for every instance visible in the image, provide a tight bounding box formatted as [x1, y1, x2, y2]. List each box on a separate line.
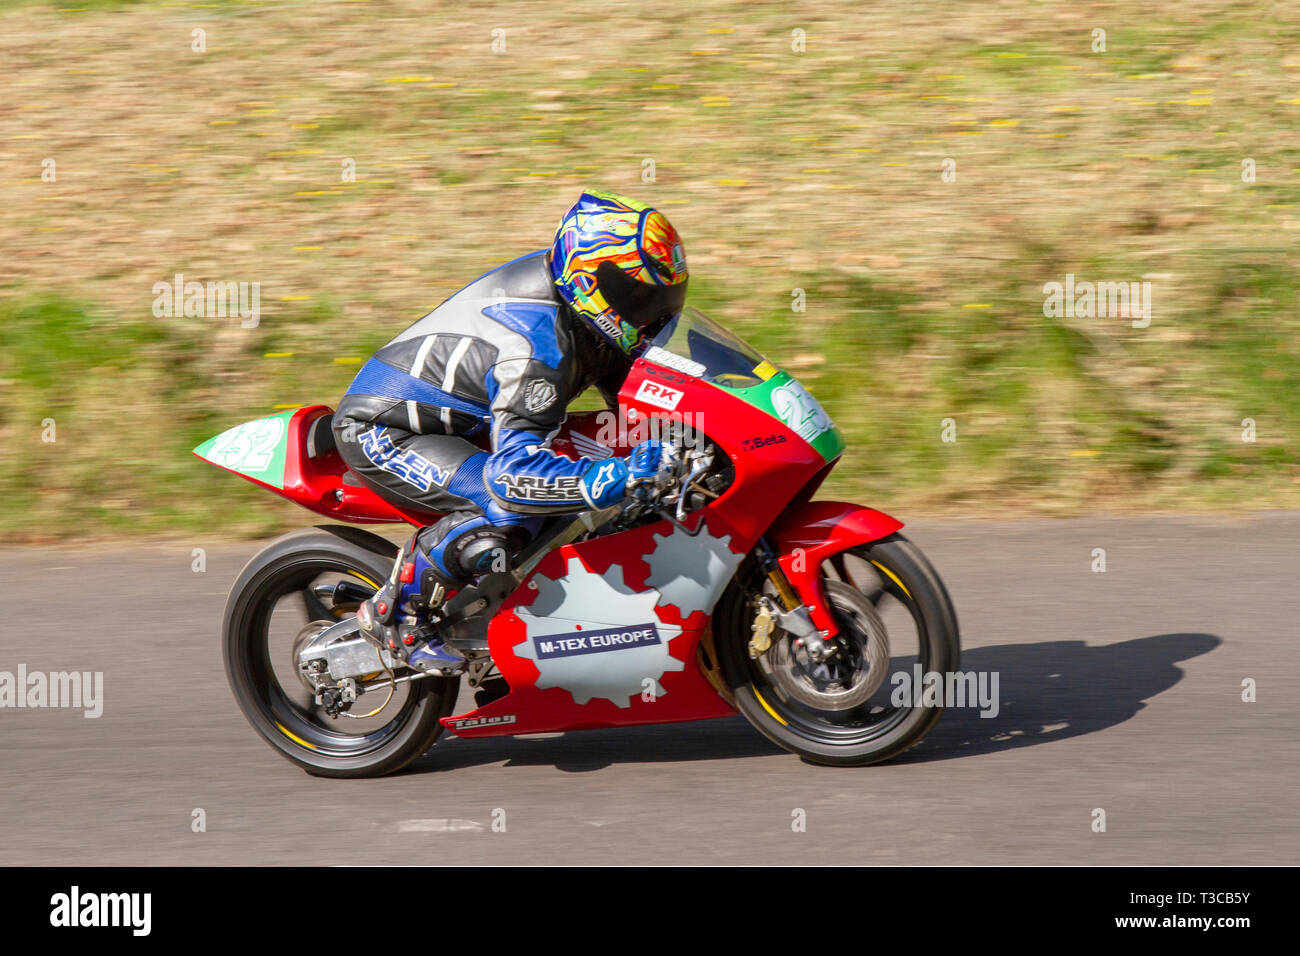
[222, 525, 459, 778]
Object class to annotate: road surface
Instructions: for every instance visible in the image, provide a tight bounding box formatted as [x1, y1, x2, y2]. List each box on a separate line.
[2, 512, 1296, 865]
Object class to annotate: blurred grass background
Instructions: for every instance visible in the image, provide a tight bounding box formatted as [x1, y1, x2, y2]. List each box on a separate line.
[1, 0, 1297, 540]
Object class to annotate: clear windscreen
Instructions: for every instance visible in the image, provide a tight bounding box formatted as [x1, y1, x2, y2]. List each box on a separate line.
[641, 306, 769, 388]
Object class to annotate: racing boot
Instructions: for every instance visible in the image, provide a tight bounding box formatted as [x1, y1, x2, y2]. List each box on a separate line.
[356, 534, 466, 675]
[407, 510, 548, 666]
[359, 510, 543, 673]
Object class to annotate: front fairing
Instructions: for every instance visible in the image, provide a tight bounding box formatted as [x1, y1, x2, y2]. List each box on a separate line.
[711, 370, 846, 465]
[638, 307, 845, 464]
[590, 308, 845, 546]
[453, 316, 850, 736]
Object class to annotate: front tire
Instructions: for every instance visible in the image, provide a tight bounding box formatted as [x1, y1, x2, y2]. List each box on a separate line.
[222, 525, 459, 778]
[715, 534, 960, 767]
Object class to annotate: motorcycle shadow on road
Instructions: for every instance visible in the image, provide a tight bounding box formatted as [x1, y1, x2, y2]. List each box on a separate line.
[403, 631, 1220, 774]
[894, 631, 1222, 764]
[409, 715, 783, 774]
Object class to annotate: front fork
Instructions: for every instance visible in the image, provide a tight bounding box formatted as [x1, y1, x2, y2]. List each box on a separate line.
[749, 537, 839, 661]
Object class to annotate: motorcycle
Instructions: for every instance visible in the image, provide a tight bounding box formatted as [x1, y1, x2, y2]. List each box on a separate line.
[197, 307, 960, 777]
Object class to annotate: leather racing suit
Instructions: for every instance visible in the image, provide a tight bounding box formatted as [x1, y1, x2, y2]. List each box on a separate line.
[332, 250, 630, 585]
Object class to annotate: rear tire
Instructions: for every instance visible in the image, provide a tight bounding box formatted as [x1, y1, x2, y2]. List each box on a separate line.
[223, 525, 459, 778]
[715, 534, 960, 767]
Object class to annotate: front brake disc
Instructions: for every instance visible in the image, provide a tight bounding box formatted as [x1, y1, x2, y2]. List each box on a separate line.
[764, 581, 890, 712]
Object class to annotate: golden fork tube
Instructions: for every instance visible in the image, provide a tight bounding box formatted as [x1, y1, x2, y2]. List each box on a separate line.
[767, 567, 801, 611]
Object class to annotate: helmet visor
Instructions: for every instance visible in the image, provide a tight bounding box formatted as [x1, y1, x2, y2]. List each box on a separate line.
[595, 259, 688, 333]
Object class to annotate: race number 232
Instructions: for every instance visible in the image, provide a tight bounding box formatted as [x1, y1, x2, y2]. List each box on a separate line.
[208, 418, 284, 473]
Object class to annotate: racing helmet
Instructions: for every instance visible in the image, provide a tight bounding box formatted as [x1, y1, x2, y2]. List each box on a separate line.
[550, 189, 689, 354]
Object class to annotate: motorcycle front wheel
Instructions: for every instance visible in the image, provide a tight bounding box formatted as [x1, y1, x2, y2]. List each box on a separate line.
[714, 533, 960, 766]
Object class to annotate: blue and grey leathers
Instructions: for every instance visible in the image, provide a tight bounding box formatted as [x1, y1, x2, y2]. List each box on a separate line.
[333, 250, 659, 590]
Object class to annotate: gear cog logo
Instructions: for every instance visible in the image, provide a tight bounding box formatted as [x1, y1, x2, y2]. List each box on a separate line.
[644, 524, 745, 618]
[515, 556, 683, 708]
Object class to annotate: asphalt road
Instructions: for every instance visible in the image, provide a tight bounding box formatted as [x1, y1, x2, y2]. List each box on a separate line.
[2, 512, 1296, 865]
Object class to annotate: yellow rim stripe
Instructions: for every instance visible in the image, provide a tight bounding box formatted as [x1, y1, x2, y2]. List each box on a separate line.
[870, 560, 912, 600]
[350, 570, 381, 589]
[752, 688, 789, 726]
[275, 721, 318, 750]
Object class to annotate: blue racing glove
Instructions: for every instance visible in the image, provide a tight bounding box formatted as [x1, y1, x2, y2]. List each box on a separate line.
[580, 457, 629, 509]
[579, 441, 671, 510]
[627, 439, 670, 485]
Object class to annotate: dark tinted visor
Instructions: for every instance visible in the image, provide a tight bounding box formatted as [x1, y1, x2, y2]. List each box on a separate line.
[596, 259, 688, 331]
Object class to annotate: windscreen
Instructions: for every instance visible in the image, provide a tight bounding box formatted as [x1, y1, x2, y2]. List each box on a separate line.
[640, 306, 770, 388]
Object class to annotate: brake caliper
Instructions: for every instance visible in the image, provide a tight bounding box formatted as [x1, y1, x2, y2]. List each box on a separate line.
[748, 600, 776, 659]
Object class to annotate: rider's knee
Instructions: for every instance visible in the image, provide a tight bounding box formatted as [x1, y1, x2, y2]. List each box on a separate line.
[414, 511, 532, 589]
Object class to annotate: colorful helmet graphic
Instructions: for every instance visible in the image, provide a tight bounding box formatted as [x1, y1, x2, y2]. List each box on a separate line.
[550, 190, 689, 354]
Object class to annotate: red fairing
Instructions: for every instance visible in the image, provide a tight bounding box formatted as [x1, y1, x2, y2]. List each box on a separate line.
[213, 358, 898, 738]
[445, 512, 738, 737]
[441, 360, 834, 737]
[766, 502, 905, 634]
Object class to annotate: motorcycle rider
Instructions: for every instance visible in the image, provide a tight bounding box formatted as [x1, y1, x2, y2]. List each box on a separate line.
[332, 190, 689, 672]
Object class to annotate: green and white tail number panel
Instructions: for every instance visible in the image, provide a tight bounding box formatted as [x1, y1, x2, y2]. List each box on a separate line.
[193, 409, 294, 490]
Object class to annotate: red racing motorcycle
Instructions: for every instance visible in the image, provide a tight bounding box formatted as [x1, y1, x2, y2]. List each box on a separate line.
[197, 308, 960, 776]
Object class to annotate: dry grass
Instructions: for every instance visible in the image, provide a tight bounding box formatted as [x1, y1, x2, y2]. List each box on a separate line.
[1, 0, 1298, 537]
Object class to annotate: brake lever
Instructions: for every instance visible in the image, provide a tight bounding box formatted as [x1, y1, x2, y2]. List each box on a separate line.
[619, 441, 708, 535]
[648, 465, 704, 536]
[675, 457, 710, 522]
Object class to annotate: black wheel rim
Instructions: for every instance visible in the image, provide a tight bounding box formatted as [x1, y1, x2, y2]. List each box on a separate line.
[746, 547, 932, 744]
[236, 556, 424, 757]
